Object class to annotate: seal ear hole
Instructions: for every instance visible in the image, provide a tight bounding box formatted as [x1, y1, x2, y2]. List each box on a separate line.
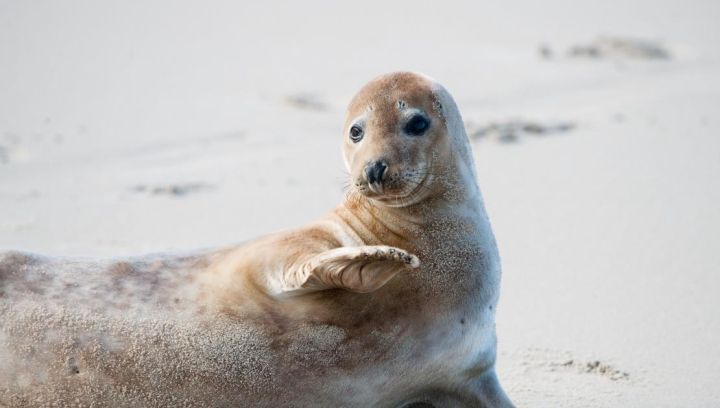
[431, 98, 445, 121]
[67, 356, 80, 375]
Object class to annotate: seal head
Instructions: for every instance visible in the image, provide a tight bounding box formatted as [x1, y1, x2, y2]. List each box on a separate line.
[343, 72, 477, 208]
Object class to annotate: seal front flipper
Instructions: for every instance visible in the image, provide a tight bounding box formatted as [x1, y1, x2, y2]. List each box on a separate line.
[281, 245, 420, 295]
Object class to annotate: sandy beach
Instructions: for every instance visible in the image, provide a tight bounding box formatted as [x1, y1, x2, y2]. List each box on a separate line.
[1, 0, 719, 406]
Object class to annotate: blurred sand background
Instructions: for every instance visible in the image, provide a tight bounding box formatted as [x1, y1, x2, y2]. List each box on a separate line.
[1, 0, 719, 406]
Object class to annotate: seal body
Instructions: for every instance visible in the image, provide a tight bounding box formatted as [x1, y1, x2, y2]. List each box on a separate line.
[0, 72, 513, 407]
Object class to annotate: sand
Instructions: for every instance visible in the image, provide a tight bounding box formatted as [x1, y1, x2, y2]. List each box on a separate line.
[1, 0, 719, 406]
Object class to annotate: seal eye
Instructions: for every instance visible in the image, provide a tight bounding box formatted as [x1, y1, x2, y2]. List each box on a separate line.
[404, 115, 430, 136]
[349, 125, 364, 143]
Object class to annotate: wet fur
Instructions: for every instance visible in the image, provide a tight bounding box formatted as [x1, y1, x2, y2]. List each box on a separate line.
[0, 72, 513, 407]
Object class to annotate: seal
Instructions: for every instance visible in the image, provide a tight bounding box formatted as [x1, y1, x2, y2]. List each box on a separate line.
[0, 72, 514, 407]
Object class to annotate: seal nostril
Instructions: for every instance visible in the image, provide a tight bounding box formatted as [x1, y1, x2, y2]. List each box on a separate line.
[365, 161, 388, 185]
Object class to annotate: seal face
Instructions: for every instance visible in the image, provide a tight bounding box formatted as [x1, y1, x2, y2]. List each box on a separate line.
[0, 72, 514, 408]
[343, 73, 452, 207]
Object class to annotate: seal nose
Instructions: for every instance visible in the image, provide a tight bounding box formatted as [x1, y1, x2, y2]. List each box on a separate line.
[365, 160, 388, 192]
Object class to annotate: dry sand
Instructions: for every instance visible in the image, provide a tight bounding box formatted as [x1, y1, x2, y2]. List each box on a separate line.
[1, 0, 719, 406]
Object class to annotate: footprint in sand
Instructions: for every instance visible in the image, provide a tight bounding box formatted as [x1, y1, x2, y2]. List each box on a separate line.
[539, 36, 671, 60]
[465, 119, 575, 144]
[130, 182, 214, 197]
[284, 93, 328, 111]
[503, 347, 630, 381]
[500, 347, 635, 408]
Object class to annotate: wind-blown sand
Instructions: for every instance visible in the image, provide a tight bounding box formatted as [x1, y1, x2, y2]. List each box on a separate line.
[1, 0, 719, 406]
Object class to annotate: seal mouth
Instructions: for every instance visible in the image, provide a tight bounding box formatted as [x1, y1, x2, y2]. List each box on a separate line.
[365, 163, 434, 208]
[367, 180, 384, 195]
[383, 172, 433, 208]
